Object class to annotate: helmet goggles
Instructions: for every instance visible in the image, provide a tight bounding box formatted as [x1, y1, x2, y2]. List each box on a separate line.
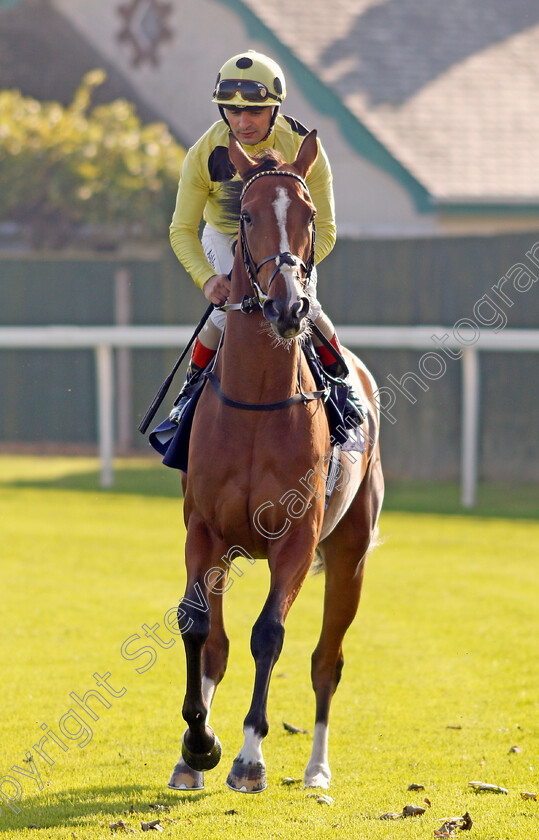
[213, 78, 282, 105]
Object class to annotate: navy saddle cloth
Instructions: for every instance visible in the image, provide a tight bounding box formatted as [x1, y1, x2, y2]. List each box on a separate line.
[148, 342, 350, 472]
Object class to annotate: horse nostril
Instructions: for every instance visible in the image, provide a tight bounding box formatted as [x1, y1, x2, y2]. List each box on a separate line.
[297, 296, 310, 319]
[291, 297, 309, 321]
[263, 298, 280, 323]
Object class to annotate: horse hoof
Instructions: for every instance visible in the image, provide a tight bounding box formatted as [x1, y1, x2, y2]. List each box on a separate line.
[226, 758, 267, 793]
[167, 757, 204, 790]
[304, 768, 331, 789]
[304, 776, 330, 789]
[181, 727, 222, 772]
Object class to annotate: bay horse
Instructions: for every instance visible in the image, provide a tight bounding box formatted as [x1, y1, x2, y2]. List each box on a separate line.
[169, 130, 384, 793]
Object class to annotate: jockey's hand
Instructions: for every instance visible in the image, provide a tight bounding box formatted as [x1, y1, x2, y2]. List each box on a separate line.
[203, 274, 231, 306]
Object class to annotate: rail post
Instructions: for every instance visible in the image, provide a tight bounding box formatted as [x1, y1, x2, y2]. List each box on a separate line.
[95, 343, 115, 488]
[461, 347, 480, 507]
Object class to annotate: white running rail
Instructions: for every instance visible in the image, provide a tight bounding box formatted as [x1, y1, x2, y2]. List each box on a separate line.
[1, 325, 537, 505]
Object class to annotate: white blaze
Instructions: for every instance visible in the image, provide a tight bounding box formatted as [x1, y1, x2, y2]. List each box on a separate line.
[273, 186, 291, 254]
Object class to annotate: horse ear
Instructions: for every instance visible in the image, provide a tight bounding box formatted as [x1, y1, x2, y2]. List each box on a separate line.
[293, 130, 318, 179]
[228, 132, 256, 179]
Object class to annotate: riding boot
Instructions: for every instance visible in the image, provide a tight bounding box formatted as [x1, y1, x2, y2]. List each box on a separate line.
[316, 335, 365, 429]
[168, 362, 205, 425]
[168, 337, 218, 425]
[321, 359, 365, 429]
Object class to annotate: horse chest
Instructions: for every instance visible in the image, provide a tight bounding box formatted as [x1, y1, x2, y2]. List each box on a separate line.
[187, 424, 326, 552]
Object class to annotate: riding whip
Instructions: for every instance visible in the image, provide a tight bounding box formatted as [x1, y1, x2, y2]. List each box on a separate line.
[137, 303, 214, 435]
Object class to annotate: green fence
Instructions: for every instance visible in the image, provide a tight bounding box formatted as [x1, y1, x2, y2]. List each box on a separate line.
[1, 231, 537, 481]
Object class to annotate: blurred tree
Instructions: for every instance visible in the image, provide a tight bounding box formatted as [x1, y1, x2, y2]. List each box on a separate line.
[0, 69, 185, 248]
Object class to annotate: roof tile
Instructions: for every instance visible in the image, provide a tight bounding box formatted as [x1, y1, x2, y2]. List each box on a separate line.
[242, 0, 539, 201]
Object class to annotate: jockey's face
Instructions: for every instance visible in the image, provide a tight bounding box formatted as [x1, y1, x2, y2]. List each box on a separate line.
[224, 105, 273, 145]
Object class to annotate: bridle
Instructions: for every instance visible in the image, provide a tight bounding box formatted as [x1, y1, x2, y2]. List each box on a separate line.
[220, 169, 316, 315]
[208, 167, 328, 411]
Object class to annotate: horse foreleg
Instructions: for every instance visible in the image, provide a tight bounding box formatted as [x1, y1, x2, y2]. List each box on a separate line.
[169, 586, 229, 790]
[168, 672, 214, 790]
[178, 519, 224, 774]
[226, 592, 283, 793]
[227, 538, 316, 794]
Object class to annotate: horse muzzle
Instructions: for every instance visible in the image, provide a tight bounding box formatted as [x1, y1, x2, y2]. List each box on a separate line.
[263, 295, 310, 338]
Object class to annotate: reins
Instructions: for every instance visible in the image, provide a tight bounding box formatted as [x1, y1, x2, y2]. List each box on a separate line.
[206, 366, 328, 411]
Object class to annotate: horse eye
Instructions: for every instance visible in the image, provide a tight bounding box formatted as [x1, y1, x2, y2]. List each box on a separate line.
[241, 210, 252, 225]
[310, 211, 317, 223]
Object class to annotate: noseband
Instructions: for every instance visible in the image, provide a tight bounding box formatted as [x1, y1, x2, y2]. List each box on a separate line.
[238, 170, 316, 312]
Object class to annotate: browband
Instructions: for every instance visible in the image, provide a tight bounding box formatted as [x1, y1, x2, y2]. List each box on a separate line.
[240, 169, 309, 201]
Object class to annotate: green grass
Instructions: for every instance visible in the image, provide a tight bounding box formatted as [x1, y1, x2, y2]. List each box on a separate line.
[0, 456, 538, 839]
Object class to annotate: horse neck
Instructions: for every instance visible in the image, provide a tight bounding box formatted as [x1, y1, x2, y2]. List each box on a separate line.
[219, 262, 300, 404]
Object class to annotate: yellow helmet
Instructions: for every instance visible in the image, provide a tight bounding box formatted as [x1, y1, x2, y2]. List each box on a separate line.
[212, 50, 286, 106]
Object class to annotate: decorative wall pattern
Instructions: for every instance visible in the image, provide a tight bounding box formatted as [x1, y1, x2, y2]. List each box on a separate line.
[117, 0, 173, 66]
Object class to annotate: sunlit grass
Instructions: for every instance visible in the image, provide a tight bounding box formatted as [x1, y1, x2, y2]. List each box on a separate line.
[0, 457, 537, 838]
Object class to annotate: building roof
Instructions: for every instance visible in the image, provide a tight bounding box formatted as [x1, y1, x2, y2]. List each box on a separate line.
[236, 0, 539, 204]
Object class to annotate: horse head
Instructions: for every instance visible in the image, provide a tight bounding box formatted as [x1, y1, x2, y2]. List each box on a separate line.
[229, 130, 319, 339]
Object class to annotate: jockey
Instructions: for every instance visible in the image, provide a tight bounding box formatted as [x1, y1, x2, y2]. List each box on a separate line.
[168, 49, 364, 428]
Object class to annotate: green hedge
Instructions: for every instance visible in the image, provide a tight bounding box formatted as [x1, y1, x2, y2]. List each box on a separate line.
[0, 69, 185, 247]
